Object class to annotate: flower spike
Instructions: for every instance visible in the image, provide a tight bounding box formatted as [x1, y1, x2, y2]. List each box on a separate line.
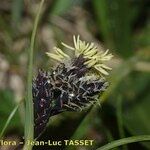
[47, 35, 113, 76]
[33, 35, 113, 138]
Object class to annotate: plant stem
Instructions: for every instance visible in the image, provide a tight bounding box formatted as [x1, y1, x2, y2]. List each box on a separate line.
[23, 0, 44, 150]
[96, 135, 150, 150]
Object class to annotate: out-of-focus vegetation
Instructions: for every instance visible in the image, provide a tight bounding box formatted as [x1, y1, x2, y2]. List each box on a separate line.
[0, 0, 150, 150]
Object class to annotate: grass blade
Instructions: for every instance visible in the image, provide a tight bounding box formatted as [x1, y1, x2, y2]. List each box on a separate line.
[96, 135, 150, 150]
[23, 0, 45, 150]
[0, 104, 19, 138]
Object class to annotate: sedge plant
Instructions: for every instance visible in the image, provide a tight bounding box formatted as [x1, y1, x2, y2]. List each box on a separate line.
[1, 0, 150, 150]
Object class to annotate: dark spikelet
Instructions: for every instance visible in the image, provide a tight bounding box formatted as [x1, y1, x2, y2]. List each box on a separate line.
[33, 55, 108, 138]
[32, 70, 52, 138]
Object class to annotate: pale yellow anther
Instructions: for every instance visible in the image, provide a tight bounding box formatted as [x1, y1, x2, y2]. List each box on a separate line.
[95, 64, 112, 70]
[84, 43, 90, 51]
[101, 49, 109, 56]
[84, 48, 97, 56]
[73, 35, 77, 49]
[95, 66, 109, 75]
[76, 35, 80, 49]
[61, 42, 74, 50]
[83, 43, 94, 53]
[54, 47, 70, 58]
[46, 35, 113, 76]
[85, 59, 97, 67]
[46, 52, 63, 61]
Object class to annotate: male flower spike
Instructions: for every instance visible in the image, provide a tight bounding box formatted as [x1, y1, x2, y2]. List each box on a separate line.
[33, 35, 113, 138]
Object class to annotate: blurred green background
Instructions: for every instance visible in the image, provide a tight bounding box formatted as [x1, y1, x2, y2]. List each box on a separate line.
[0, 0, 150, 150]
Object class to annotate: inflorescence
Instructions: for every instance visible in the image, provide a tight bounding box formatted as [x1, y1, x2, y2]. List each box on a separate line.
[32, 35, 113, 138]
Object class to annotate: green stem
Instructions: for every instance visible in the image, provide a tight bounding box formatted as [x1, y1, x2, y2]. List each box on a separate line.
[23, 0, 44, 150]
[0, 104, 19, 138]
[96, 135, 150, 150]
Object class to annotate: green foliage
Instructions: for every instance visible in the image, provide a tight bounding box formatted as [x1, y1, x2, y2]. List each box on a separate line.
[24, 0, 45, 150]
[0, 90, 21, 135]
[93, 0, 134, 58]
[96, 135, 150, 150]
[51, 0, 74, 15]
[123, 73, 150, 149]
[11, 0, 24, 30]
[0, 0, 149, 150]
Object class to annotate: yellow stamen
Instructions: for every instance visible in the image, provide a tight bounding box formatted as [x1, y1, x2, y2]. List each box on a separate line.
[46, 35, 113, 76]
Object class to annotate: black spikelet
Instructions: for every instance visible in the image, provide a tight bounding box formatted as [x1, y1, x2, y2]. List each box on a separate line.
[33, 55, 108, 138]
[32, 70, 55, 138]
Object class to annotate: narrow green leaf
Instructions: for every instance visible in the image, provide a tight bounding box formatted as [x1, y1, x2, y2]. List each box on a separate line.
[23, 0, 45, 150]
[0, 90, 21, 134]
[0, 104, 19, 138]
[96, 135, 150, 150]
